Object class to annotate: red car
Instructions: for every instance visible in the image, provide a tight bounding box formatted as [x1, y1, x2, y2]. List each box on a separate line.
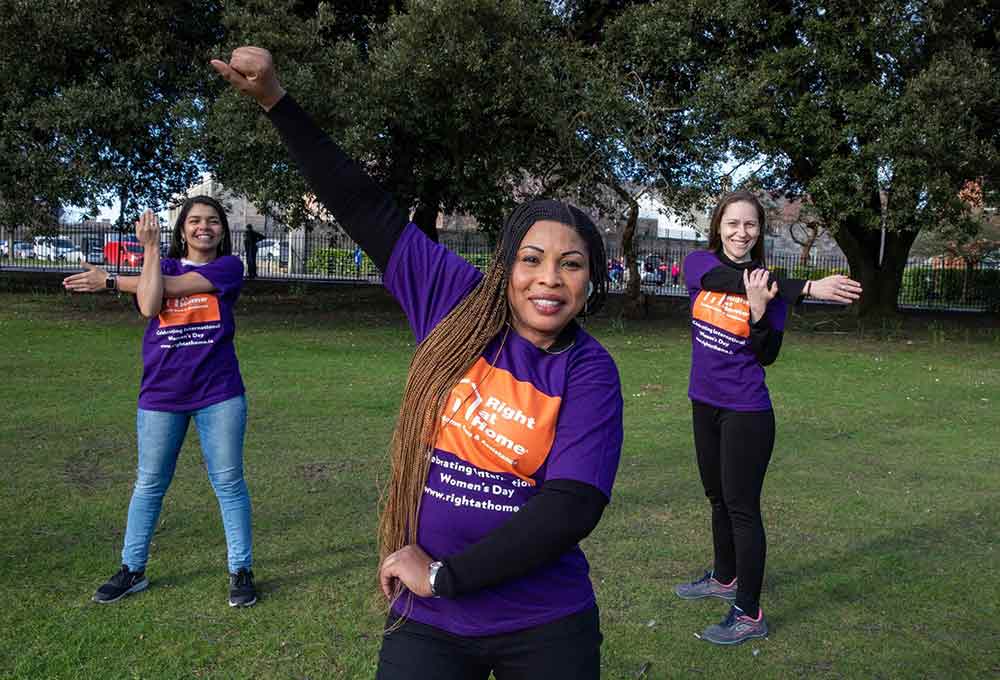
[104, 240, 144, 267]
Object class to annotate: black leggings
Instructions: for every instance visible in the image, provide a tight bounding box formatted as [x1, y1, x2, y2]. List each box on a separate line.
[376, 605, 601, 680]
[691, 400, 775, 615]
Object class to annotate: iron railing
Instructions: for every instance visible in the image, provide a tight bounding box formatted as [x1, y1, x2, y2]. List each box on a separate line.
[2, 223, 997, 312]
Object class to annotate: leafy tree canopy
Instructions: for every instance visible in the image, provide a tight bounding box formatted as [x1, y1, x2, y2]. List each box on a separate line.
[632, 0, 1000, 314]
[1, 0, 224, 228]
[202, 0, 612, 237]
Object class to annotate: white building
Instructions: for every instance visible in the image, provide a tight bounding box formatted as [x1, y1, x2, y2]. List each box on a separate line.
[636, 194, 709, 241]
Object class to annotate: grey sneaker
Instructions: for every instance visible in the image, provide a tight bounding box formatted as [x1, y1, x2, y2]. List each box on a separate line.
[674, 570, 737, 601]
[699, 605, 768, 645]
[93, 565, 148, 604]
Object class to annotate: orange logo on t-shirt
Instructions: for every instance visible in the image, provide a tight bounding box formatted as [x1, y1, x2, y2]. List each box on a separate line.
[434, 358, 561, 485]
[692, 291, 750, 337]
[157, 294, 221, 328]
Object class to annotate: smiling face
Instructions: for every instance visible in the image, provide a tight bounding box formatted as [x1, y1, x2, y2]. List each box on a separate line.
[506, 220, 590, 349]
[718, 201, 761, 263]
[182, 203, 223, 262]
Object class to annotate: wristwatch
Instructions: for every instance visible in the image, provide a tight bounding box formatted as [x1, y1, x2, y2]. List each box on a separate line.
[428, 561, 443, 598]
[105, 274, 118, 291]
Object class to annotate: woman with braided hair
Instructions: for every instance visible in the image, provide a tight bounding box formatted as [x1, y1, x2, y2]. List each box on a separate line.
[213, 47, 623, 679]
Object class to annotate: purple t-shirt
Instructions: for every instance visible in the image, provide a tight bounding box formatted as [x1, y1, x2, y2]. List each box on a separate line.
[385, 224, 623, 636]
[137, 256, 246, 411]
[683, 250, 786, 411]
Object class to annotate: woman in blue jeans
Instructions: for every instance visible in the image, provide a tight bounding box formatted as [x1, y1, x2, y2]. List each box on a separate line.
[63, 197, 257, 607]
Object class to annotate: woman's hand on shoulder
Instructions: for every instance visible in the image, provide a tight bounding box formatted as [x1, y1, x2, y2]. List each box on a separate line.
[62, 262, 109, 293]
[808, 274, 863, 304]
[211, 47, 286, 111]
[379, 544, 434, 599]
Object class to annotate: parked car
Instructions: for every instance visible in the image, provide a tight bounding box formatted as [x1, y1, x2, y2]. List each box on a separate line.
[104, 239, 144, 267]
[34, 236, 84, 262]
[640, 254, 668, 285]
[85, 244, 105, 264]
[12, 241, 35, 259]
[0, 240, 7, 256]
[32, 236, 54, 258]
[256, 239, 288, 267]
[258, 238, 281, 260]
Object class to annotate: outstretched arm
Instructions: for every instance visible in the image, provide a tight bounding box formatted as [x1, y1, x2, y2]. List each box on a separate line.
[211, 47, 406, 271]
[803, 275, 863, 304]
[701, 265, 807, 304]
[64, 266, 215, 298]
[701, 265, 863, 305]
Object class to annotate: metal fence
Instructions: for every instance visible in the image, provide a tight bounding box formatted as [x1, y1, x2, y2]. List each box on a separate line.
[2, 223, 997, 312]
[602, 244, 1000, 312]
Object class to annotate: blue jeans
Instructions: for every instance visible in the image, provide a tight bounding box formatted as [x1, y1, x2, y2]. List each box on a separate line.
[122, 395, 252, 573]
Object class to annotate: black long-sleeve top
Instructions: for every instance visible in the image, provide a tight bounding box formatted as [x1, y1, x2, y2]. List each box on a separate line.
[698, 252, 806, 366]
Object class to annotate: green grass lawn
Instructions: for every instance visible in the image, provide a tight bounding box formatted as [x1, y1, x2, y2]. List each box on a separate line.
[0, 289, 997, 679]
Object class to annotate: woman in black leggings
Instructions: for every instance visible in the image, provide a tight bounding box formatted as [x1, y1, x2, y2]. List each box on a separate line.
[675, 191, 861, 644]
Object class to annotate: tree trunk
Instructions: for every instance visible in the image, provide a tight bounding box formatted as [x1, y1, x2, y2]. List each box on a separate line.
[799, 230, 817, 266]
[790, 223, 819, 266]
[386, 124, 439, 243]
[611, 184, 644, 319]
[833, 216, 918, 317]
[115, 186, 128, 231]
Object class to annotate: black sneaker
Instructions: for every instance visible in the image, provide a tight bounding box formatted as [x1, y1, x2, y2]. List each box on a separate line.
[93, 565, 148, 604]
[228, 568, 257, 608]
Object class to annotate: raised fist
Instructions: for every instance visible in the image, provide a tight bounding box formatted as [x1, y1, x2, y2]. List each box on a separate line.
[211, 47, 286, 111]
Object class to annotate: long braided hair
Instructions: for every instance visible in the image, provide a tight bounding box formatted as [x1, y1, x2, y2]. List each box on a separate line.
[378, 200, 607, 611]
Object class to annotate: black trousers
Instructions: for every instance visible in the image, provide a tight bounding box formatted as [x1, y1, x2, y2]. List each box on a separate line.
[376, 605, 601, 680]
[691, 400, 775, 615]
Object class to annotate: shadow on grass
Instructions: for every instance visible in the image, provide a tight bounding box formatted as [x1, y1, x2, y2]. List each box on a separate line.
[122, 541, 376, 604]
[257, 541, 376, 597]
[765, 507, 991, 634]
